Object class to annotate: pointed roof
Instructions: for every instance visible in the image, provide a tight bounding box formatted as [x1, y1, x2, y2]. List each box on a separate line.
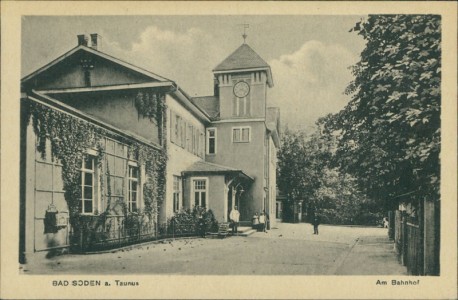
[214, 44, 270, 72]
[21, 45, 170, 84]
[213, 43, 273, 87]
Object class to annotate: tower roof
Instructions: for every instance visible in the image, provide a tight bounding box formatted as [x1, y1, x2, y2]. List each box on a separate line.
[213, 43, 273, 87]
[213, 44, 270, 72]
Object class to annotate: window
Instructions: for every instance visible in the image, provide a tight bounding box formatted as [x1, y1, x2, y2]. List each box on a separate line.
[199, 131, 205, 158]
[233, 97, 250, 117]
[232, 127, 250, 143]
[181, 119, 187, 148]
[173, 176, 182, 212]
[128, 165, 139, 212]
[207, 128, 217, 154]
[80, 156, 95, 214]
[187, 124, 193, 152]
[193, 179, 207, 208]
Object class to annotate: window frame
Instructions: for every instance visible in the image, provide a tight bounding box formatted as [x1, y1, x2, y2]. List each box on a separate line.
[173, 175, 182, 213]
[80, 155, 96, 215]
[232, 126, 251, 143]
[191, 177, 209, 209]
[206, 127, 217, 154]
[128, 164, 140, 213]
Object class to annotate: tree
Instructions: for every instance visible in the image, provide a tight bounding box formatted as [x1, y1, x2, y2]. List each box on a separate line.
[277, 128, 318, 203]
[277, 124, 382, 225]
[325, 15, 441, 209]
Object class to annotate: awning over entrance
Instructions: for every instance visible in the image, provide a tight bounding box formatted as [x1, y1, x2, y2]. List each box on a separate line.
[182, 161, 253, 222]
[182, 161, 253, 182]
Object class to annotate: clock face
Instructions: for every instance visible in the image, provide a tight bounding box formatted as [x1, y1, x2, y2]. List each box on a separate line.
[233, 81, 250, 98]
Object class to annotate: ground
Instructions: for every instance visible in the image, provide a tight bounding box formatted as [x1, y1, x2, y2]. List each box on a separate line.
[21, 223, 407, 275]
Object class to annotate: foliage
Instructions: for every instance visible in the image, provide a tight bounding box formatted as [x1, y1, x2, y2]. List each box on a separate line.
[169, 207, 219, 233]
[276, 128, 322, 204]
[135, 90, 166, 125]
[24, 91, 167, 235]
[313, 169, 383, 225]
[277, 125, 383, 225]
[324, 15, 441, 208]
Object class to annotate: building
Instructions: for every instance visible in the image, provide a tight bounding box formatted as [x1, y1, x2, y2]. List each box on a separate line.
[19, 34, 279, 262]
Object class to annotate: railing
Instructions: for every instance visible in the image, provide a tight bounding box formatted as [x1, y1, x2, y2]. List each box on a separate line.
[405, 222, 423, 275]
[72, 214, 199, 252]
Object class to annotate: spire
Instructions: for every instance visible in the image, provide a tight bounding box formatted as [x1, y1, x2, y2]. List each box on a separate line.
[240, 23, 249, 44]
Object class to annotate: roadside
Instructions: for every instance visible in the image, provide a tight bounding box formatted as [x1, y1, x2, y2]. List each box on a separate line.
[21, 222, 407, 275]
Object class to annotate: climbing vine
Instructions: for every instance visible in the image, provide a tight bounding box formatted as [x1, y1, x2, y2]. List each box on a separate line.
[134, 90, 166, 124]
[24, 91, 167, 235]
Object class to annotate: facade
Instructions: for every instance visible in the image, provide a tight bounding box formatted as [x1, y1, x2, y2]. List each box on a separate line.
[19, 34, 279, 261]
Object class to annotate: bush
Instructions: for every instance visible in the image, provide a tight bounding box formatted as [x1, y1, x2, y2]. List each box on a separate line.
[169, 207, 219, 233]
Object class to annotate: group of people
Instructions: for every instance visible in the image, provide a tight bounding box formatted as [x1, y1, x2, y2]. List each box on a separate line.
[228, 206, 271, 235]
[252, 210, 269, 232]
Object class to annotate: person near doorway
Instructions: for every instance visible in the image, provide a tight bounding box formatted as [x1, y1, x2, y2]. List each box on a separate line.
[229, 206, 240, 235]
[312, 214, 321, 235]
[263, 210, 270, 231]
[259, 212, 266, 233]
[252, 212, 259, 230]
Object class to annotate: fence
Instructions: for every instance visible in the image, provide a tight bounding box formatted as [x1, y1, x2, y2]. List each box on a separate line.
[394, 211, 424, 275]
[405, 222, 423, 275]
[72, 214, 198, 252]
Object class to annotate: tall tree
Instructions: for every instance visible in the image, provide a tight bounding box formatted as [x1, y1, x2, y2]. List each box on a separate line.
[325, 15, 441, 209]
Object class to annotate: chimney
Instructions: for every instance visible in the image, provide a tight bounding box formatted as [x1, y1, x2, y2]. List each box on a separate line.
[90, 33, 102, 51]
[77, 34, 89, 47]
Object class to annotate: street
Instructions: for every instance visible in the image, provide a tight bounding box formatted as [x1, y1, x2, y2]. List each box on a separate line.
[22, 223, 407, 275]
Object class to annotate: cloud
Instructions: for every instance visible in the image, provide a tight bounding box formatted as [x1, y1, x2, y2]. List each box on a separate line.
[104, 28, 358, 129]
[268, 40, 358, 129]
[103, 26, 225, 96]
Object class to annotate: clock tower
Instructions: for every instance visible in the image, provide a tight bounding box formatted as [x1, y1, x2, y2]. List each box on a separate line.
[212, 43, 273, 120]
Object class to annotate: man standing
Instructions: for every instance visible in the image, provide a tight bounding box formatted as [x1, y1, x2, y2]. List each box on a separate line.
[312, 214, 321, 235]
[229, 206, 240, 235]
[197, 215, 206, 238]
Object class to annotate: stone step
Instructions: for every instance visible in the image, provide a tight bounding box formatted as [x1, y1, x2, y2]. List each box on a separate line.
[238, 229, 257, 237]
[236, 226, 253, 233]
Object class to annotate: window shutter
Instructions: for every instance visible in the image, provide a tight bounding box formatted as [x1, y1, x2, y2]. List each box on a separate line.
[170, 111, 176, 143]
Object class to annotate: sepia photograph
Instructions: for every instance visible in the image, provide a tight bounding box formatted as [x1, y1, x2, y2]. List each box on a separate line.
[2, 1, 457, 299]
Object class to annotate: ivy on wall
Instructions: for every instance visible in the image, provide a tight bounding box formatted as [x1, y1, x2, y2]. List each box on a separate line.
[24, 91, 167, 238]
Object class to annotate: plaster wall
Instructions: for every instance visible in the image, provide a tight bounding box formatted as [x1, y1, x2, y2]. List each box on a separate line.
[205, 121, 266, 220]
[22, 124, 71, 255]
[218, 72, 267, 120]
[55, 90, 160, 144]
[163, 94, 206, 223]
[31, 54, 152, 90]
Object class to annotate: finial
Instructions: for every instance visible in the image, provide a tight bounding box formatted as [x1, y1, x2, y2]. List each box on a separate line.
[239, 23, 249, 43]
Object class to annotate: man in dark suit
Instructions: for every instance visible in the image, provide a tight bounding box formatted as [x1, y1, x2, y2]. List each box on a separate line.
[312, 214, 321, 235]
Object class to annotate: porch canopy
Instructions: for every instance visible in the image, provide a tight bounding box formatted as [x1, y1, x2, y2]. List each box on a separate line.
[182, 161, 253, 222]
[182, 161, 252, 181]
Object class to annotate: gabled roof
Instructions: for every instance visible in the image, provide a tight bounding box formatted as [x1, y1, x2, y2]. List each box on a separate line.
[214, 44, 270, 72]
[182, 161, 253, 181]
[191, 96, 219, 120]
[213, 43, 273, 87]
[21, 45, 170, 84]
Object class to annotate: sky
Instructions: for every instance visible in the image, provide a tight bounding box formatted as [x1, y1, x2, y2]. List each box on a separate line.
[22, 15, 367, 130]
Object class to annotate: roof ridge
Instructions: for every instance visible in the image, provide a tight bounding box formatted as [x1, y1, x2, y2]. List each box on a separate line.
[195, 160, 240, 171]
[22, 45, 171, 83]
[213, 43, 270, 72]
